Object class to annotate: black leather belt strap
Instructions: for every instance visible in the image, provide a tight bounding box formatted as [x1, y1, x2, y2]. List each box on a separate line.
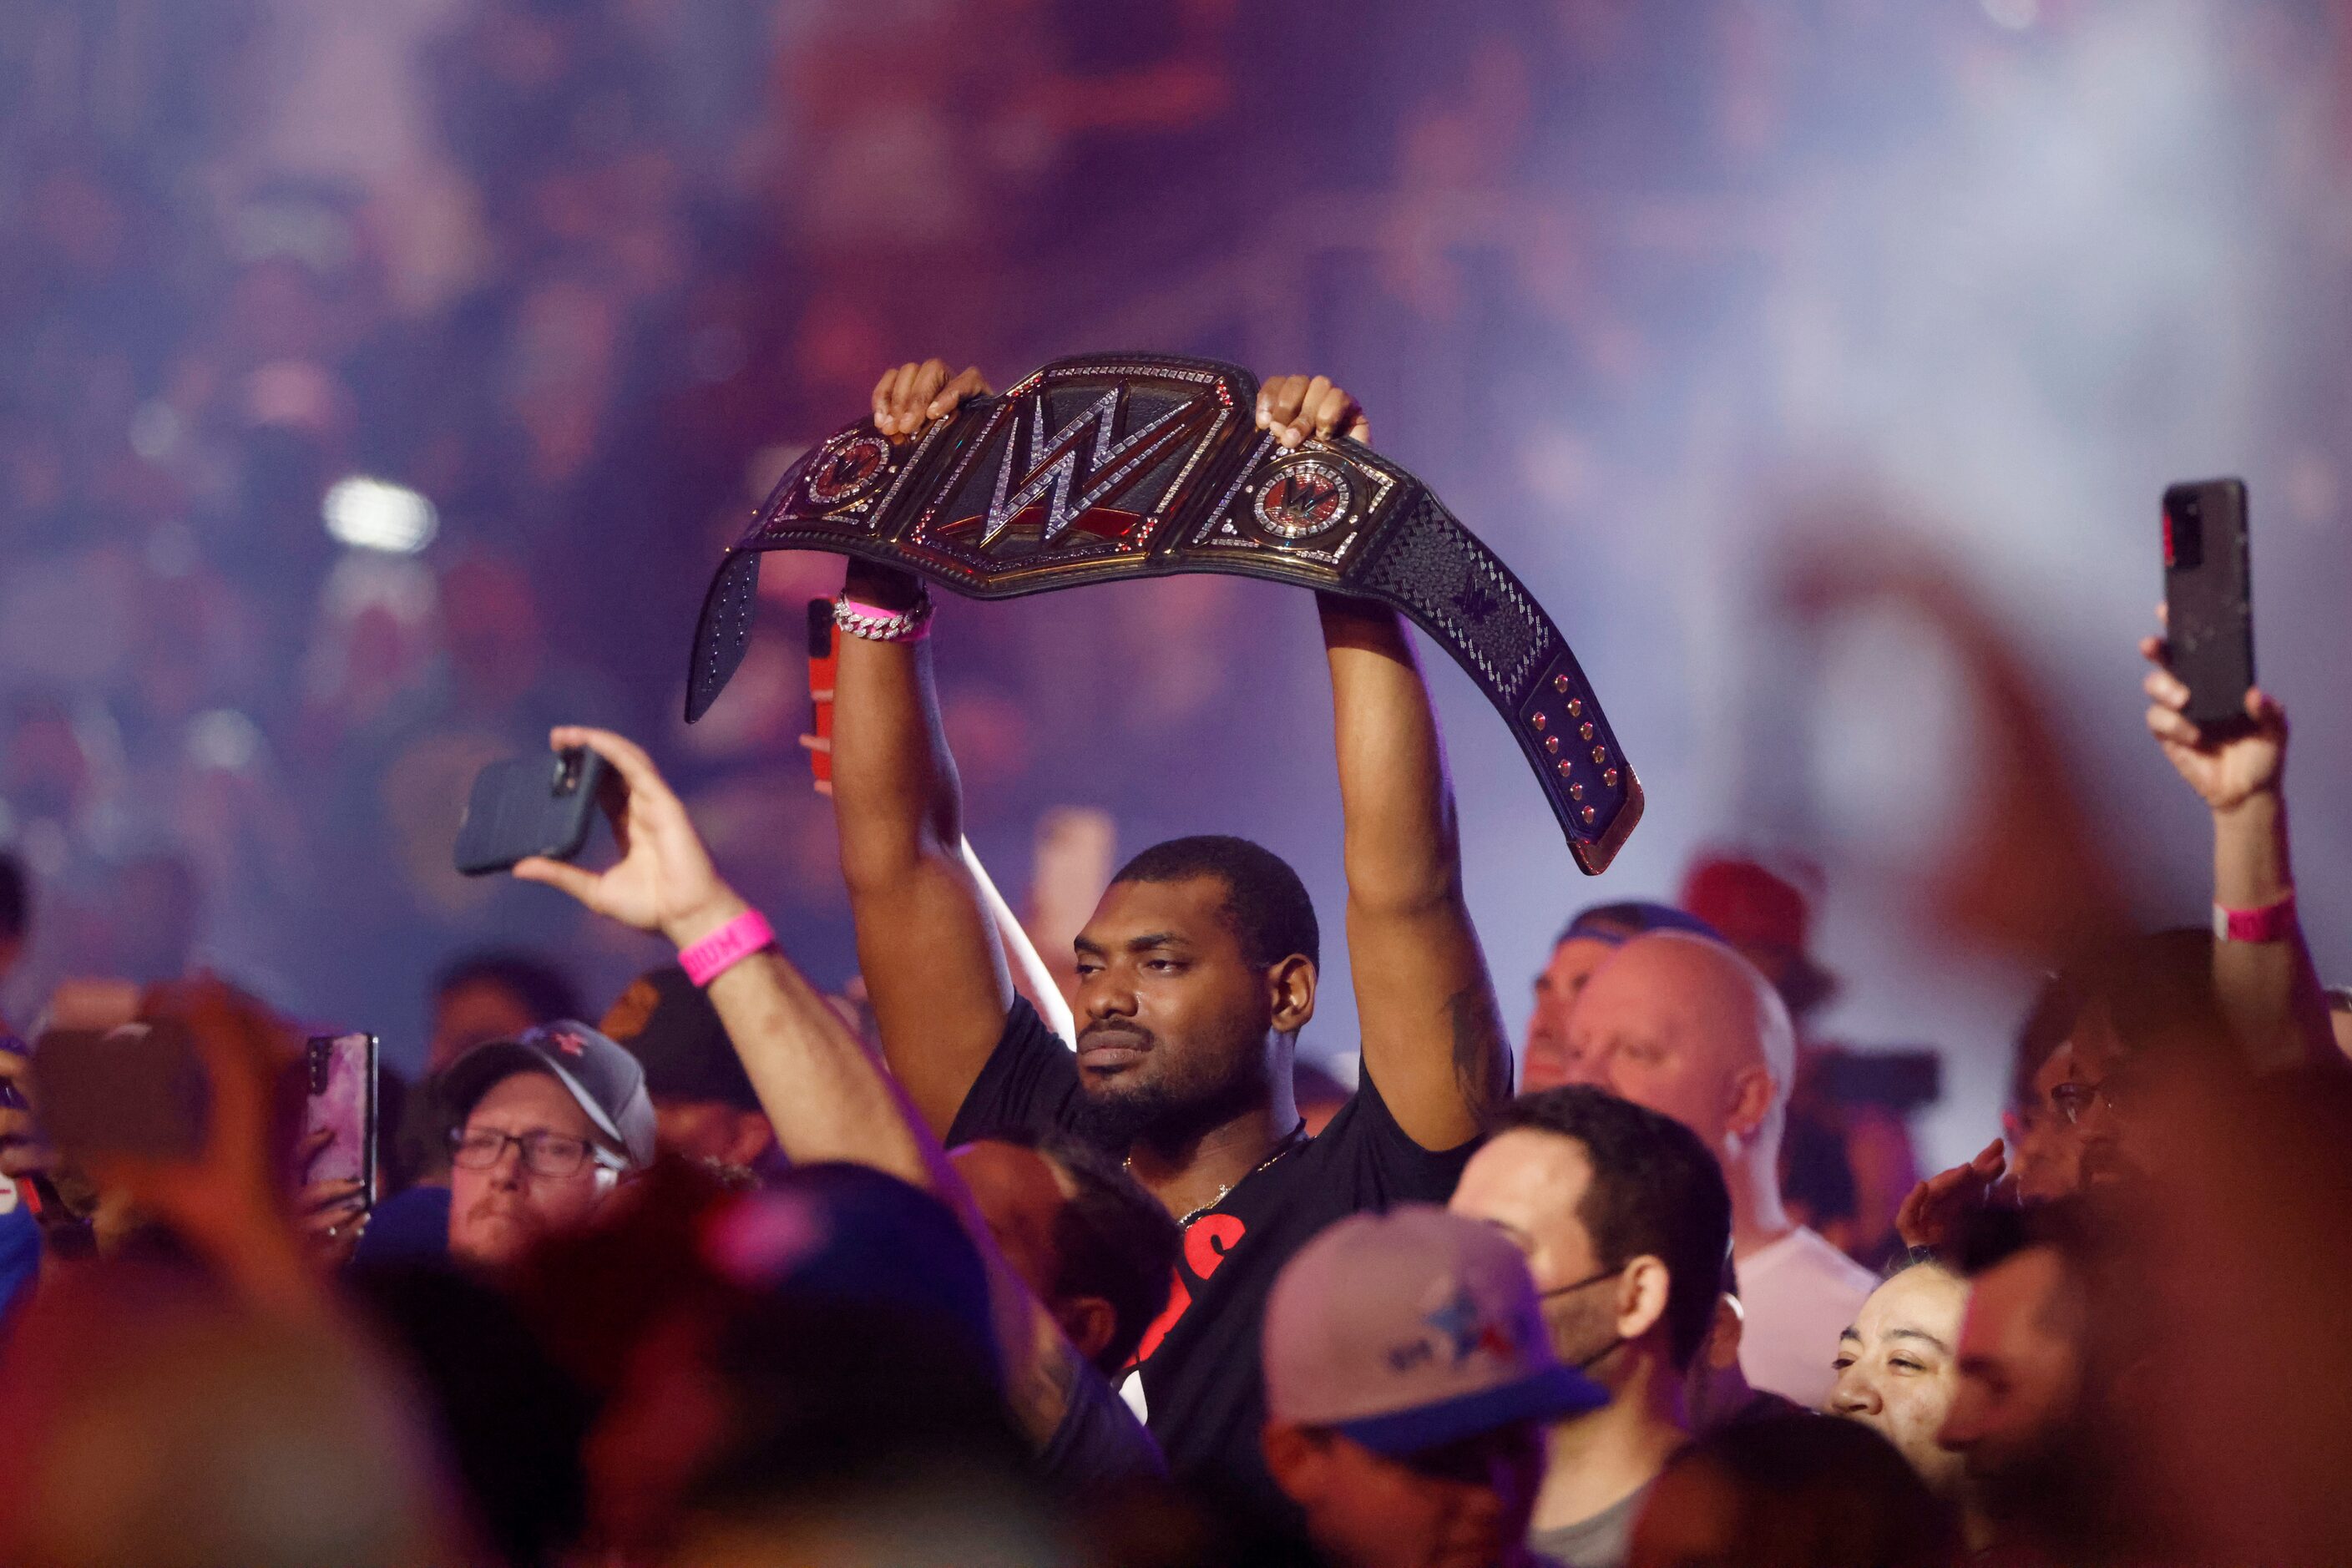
[687, 353, 1641, 872]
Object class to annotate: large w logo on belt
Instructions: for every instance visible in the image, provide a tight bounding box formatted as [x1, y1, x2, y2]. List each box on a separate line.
[979, 387, 1215, 549]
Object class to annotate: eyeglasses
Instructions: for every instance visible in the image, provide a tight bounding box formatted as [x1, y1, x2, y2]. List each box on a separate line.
[2048, 1075, 2139, 1125]
[448, 1125, 612, 1178]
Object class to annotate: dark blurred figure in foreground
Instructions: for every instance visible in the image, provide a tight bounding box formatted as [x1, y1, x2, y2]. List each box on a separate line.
[0, 1263, 463, 1568]
[1791, 542, 2352, 1565]
[1628, 1412, 1957, 1568]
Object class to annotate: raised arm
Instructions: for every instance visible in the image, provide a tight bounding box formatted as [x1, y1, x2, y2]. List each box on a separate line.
[515, 727, 1107, 1452]
[829, 360, 1021, 1136]
[2140, 626, 2334, 1072]
[1257, 376, 1510, 1150]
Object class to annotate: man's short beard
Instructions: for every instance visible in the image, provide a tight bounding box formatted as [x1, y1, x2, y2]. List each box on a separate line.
[1070, 1057, 1272, 1154]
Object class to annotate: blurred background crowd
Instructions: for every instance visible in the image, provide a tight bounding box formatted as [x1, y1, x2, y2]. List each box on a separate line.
[6, 0, 2352, 1169]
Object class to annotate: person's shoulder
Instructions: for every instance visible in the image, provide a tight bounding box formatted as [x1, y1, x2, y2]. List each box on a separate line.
[944, 996, 1083, 1148]
[1777, 1224, 1880, 1295]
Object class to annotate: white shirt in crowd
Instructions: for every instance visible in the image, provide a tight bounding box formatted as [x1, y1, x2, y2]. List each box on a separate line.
[1735, 1224, 1879, 1408]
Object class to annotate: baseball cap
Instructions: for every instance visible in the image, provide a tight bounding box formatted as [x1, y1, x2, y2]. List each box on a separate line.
[600, 965, 761, 1112]
[1263, 1206, 1605, 1457]
[1556, 899, 1723, 950]
[438, 1020, 659, 1169]
[1678, 855, 1838, 1014]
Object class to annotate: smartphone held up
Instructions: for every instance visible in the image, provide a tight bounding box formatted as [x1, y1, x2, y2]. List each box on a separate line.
[2161, 478, 2255, 735]
[453, 746, 609, 877]
[300, 1032, 378, 1202]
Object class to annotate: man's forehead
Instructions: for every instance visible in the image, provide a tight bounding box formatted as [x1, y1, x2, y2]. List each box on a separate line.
[1565, 970, 1684, 1041]
[469, 1069, 593, 1127]
[1083, 876, 1236, 943]
[1466, 1126, 1596, 1215]
[1864, 1268, 1966, 1339]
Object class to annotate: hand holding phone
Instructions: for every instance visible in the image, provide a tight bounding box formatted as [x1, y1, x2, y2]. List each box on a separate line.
[297, 1033, 377, 1196]
[508, 726, 742, 947]
[453, 747, 610, 876]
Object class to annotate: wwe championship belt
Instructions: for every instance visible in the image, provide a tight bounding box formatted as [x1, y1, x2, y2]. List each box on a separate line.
[687, 353, 1641, 873]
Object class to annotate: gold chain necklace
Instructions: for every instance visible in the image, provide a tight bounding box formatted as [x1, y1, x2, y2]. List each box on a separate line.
[1130, 1120, 1310, 1227]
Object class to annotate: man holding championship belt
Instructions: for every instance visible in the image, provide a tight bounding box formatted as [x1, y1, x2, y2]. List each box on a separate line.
[832, 359, 1514, 1544]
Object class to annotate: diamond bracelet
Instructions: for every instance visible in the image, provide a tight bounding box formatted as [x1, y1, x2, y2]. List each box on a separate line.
[833, 589, 935, 644]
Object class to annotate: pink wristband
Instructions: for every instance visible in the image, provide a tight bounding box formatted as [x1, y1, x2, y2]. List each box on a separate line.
[680, 908, 776, 986]
[2214, 892, 2296, 944]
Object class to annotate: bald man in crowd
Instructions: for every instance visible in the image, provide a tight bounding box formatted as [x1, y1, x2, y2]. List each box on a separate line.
[1555, 932, 1875, 1406]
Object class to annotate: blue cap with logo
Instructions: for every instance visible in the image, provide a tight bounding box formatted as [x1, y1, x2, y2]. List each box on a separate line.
[1262, 1205, 1606, 1456]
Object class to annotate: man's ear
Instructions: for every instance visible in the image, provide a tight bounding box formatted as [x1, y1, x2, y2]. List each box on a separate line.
[1262, 1421, 1325, 1508]
[1707, 1291, 1744, 1373]
[1269, 955, 1318, 1037]
[1613, 1256, 1673, 1347]
[724, 1110, 776, 1170]
[1724, 1064, 1778, 1146]
[1055, 1295, 1119, 1368]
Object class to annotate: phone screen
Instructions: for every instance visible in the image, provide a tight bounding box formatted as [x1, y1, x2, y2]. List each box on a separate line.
[300, 1033, 378, 1201]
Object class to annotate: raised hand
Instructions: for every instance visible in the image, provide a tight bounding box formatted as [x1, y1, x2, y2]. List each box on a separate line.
[871, 358, 992, 442]
[1256, 373, 1371, 449]
[1894, 1137, 2007, 1256]
[93, 978, 322, 1308]
[511, 726, 746, 949]
[2141, 612, 2285, 816]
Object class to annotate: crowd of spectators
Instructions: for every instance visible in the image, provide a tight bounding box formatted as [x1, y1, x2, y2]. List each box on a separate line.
[0, 360, 2343, 1567]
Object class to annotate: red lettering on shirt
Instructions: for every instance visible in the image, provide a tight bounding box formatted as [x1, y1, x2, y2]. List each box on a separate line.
[1130, 1211, 1250, 1368]
[1183, 1212, 1246, 1279]
[1132, 1272, 1190, 1366]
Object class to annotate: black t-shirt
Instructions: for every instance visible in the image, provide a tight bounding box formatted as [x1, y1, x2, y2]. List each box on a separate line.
[946, 999, 1479, 1529]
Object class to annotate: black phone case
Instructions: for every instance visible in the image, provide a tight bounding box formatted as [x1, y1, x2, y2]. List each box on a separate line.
[2162, 478, 2254, 730]
[453, 750, 608, 876]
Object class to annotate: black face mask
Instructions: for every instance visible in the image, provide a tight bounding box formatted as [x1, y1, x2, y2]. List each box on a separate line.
[1539, 1265, 1628, 1372]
